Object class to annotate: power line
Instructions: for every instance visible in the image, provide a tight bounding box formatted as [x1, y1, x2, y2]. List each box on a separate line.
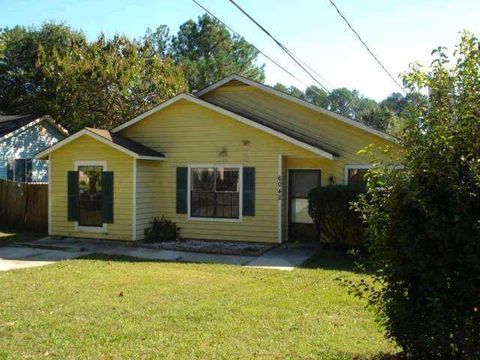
[192, 0, 297, 80]
[191, 0, 330, 100]
[228, 0, 331, 94]
[327, 0, 406, 93]
[191, 0, 362, 122]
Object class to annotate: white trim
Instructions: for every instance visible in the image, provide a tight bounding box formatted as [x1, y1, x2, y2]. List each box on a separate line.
[132, 158, 137, 241]
[111, 93, 335, 160]
[195, 74, 397, 143]
[344, 164, 373, 185]
[48, 154, 52, 236]
[286, 167, 323, 241]
[74, 161, 108, 233]
[277, 155, 283, 243]
[35, 128, 165, 161]
[0, 115, 68, 144]
[187, 164, 243, 223]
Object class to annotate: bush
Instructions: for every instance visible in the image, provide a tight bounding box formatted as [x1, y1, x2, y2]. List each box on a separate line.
[144, 216, 179, 243]
[354, 33, 480, 358]
[308, 185, 365, 249]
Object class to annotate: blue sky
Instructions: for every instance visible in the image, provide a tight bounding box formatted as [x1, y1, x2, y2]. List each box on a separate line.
[1, 0, 479, 100]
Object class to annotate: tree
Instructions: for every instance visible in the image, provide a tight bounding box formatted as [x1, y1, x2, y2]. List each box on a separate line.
[0, 23, 187, 131]
[355, 32, 480, 358]
[170, 14, 265, 91]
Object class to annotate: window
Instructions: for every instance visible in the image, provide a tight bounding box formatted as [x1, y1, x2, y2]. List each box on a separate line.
[78, 165, 103, 227]
[346, 165, 371, 185]
[8, 159, 33, 182]
[190, 166, 240, 219]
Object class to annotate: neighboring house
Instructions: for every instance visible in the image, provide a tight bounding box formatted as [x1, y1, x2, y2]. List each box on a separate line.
[0, 115, 68, 182]
[37, 75, 401, 243]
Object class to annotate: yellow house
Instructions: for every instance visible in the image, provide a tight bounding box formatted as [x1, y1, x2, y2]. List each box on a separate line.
[37, 75, 399, 243]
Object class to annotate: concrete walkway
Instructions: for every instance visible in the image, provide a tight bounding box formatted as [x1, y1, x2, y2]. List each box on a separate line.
[0, 237, 317, 272]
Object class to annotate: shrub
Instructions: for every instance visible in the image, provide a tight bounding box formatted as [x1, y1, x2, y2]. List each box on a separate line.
[354, 32, 480, 358]
[308, 185, 365, 249]
[144, 216, 179, 243]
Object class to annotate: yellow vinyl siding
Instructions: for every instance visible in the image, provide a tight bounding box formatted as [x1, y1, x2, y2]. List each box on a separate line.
[50, 135, 134, 240]
[201, 84, 400, 168]
[135, 160, 162, 240]
[120, 99, 323, 243]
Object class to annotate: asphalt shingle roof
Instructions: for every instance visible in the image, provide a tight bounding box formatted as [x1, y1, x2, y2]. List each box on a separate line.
[85, 128, 164, 158]
[0, 114, 39, 137]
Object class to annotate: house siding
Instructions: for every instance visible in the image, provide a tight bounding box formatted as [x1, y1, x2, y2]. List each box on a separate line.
[0, 122, 64, 182]
[135, 159, 162, 240]
[200, 84, 399, 171]
[50, 135, 134, 240]
[120, 99, 336, 243]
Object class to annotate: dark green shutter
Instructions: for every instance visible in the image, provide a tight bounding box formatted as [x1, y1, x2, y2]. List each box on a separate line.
[176, 167, 188, 214]
[102, 171, 114, 223]
[67, 171, 79, 221]
[243, 167, 255, 216]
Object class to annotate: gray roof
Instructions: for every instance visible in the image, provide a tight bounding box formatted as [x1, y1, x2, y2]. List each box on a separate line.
[85, 128, 164, 158]
[0, 114, 39, 137]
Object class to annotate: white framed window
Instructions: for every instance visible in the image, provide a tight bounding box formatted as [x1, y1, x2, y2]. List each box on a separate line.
[344, 165, 373, 185]
[187, 164, 243, 222]
[74, 161, 108, 233]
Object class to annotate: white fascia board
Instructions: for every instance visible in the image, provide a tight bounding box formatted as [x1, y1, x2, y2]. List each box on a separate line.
[35, 128, 164, 160]
[111, 93, 335, 160]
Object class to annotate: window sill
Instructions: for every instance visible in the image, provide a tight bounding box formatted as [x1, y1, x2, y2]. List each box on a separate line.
[187, 216, 242, 223]
[75, 223, 108, 233]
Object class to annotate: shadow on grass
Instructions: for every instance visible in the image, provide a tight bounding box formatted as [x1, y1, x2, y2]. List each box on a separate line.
[300, 249, 374, 275]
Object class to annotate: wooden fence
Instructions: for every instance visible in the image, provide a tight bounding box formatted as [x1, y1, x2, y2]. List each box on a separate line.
[0, 179, 48, 230]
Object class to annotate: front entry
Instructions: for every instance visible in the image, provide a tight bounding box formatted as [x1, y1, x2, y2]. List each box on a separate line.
[288, 169, 321, 242]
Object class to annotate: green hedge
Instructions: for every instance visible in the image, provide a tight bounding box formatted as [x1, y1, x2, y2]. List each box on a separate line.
[308, 185, 365, 249]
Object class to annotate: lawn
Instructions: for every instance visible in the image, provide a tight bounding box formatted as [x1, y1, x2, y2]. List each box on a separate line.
[0, 225, 45, 246]
[0, 252, 397, 359]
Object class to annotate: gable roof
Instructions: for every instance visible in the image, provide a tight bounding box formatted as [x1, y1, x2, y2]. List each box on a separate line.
[0, 114, 69, 140]
[195, 74, 396, 143]
[36, 127, 165, 160]
[111, 93, 336, 160]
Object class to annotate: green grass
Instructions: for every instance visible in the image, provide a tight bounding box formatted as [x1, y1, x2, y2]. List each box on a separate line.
[0, 252, 397, 359]
[0, 225, 45, 246]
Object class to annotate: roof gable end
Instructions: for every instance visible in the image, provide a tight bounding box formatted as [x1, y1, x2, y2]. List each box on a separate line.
[195, 74, 396, 143]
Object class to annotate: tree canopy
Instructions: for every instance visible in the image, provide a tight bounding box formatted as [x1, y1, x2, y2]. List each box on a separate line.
[355, 32, 480, 358]
[0, 23, 187, 131]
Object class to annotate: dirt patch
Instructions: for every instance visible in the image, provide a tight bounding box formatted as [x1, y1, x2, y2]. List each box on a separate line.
[142, 239, 275, 256]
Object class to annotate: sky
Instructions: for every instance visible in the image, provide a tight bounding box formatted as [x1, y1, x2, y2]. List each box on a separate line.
[1, 0, 479, 100]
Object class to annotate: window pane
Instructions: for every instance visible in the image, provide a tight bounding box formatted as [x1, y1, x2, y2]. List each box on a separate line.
[216, 192, 239, 218]
[14, 159, 26, 182]
[192, 168, 214, 191]
[191, 191, 215, 217]
[78, 166, 103, 227]
[190, 167, 240, 219]
[348, 168, 368, 185]
[290, 170, 321, 198]
[215, 168, 239, 192]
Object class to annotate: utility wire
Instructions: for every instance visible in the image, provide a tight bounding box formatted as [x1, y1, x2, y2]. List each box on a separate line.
[228, 0, 331, 94]
[192, 0, 296, 80]
[327, 0, 406, 93]
[191, 0, 330, 101]
[192, 0, 362, 121]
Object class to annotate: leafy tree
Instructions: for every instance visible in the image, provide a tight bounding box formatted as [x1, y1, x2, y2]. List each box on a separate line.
[0, 23, 187, 131]
[304, 85, 329, 108]
[355, 32, 480, 358]
[170, 14, 265, 91]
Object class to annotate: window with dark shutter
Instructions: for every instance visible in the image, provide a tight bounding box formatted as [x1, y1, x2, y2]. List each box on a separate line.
[101, 171, 114, 223]
[242, 167, 255, 216]
[176, 167, 188, 214]
[67, 171, 79, 221]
